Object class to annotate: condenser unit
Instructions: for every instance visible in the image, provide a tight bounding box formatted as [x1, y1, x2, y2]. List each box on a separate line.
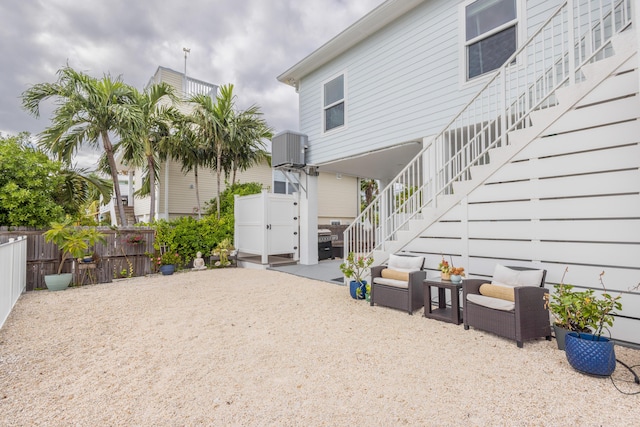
[272, 130, 307, 168]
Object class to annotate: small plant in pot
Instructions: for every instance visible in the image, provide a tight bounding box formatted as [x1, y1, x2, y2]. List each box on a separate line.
[340, 252, 374, 299]
[42, 219, 106, 291]
[545, 269, 622, 376]
[449, 266, 465, 284]
[438, 257, 451, 281]
[150, 251, 181, 275]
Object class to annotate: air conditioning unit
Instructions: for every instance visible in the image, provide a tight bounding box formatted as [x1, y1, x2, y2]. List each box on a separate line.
[272, 130, 307, 168]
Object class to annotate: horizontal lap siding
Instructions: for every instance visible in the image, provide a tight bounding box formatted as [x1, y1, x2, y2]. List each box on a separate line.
[298, 0, 562, 166]
[407, 66, 640, 343]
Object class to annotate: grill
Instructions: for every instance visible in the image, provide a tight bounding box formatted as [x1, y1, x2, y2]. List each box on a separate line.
[318, 229, 334, 260]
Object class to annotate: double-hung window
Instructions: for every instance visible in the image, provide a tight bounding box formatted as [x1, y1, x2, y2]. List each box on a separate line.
[465, 0, 518, 80]
[323, 74, 345, 132]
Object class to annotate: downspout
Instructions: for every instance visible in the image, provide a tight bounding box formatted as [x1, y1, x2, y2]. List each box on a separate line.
[164, 160, 170, 220]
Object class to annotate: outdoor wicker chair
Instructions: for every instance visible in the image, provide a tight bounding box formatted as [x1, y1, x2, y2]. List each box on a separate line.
[463, 264, 551, 348]
[370, 254, 426, 314]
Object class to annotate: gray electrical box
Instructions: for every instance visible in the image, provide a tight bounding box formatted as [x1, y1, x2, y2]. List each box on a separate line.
[272, 130, 307, 168]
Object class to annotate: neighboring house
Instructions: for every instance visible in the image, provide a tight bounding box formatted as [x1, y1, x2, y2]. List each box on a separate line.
[116, 66, 358, 224]
[277, 0, 639, 344]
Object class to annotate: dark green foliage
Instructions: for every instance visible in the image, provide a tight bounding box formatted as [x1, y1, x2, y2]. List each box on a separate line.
[204, 182, 263, 217]
[0, 133, 66, 226]
[149, 182, 262, 264]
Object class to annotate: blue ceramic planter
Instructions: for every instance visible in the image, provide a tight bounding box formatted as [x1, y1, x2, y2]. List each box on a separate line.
[565, 332, 616, 377]
[159, 264, 175, 276]
[349, 280, 367, 300]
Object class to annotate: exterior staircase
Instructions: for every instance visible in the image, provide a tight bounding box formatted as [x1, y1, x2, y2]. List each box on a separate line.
[124, 206, 136, 226]
[344, 0, 635, 266]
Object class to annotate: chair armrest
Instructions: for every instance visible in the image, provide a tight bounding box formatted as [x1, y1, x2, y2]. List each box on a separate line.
[408, 270, 426, 288]
[463, 279, 485, 298]
[514, 286, 549, 309]
[371, 265, 385, 280]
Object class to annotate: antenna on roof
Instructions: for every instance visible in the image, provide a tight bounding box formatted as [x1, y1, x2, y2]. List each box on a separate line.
[183, 47, 191, 77]
[183, 47, 191, 96]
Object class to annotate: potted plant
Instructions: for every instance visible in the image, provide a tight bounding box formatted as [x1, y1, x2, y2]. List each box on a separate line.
[340, 252, 374, 299]
[42, 219, 106, 291]
[449, 266, 465, 284]
[150, 251, 181, 275]
[211, 238, 235, 267]
[438, 257, 451, 281]
[545, 269, 622, 376]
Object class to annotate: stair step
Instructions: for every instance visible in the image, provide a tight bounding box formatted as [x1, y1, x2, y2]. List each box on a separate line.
[611, 30, 636, 56]
[452, 180, 474, 195]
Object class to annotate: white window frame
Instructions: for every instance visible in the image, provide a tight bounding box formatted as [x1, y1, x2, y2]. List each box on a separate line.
[321, 71, 348, 134]
[458, 0, 525, 86]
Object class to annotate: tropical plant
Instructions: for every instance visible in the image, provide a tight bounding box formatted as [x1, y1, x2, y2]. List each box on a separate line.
[187, 88, 229, 219]
[170, 111, 210, 218]
[43, 219, 106, 274]
[360, 179, 378, 211]
[340, 252, 374, 283]
[212, 238, 235, 267]
[117, 82, 178, 221]
[225, 105, 272, 185]
[21, 66, 140, 226]
[544, 268, 622, 338]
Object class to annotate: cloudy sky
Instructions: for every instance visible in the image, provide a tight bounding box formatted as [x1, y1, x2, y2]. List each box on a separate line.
[0, 0, 384, 166]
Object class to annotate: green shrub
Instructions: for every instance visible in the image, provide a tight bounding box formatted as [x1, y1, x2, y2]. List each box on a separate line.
[149, 182, 261, 264]
[204, 182, 263, 217]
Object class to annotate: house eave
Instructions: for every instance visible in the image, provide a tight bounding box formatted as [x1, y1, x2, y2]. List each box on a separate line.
[277, 0, 426, 87]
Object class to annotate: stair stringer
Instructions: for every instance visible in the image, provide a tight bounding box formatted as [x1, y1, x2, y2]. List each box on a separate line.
[372, 30, 637, 267]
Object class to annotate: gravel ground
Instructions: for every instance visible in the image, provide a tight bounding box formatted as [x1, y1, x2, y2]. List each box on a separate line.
[1, 268, 638, 426]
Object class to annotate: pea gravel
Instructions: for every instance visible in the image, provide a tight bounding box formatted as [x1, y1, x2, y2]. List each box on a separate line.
[1, 268, 638, 426]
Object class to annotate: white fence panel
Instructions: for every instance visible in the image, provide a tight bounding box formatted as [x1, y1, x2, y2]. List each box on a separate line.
[1, 236, 27, 329]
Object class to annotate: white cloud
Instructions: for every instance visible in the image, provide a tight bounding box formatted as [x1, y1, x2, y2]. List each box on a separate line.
[0, 0, 384, 169]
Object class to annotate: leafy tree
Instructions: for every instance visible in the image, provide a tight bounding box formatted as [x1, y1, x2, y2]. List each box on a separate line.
[21, 66, 140, 226]
[0, 133, 66, 226]
[204, 182, 263, 217]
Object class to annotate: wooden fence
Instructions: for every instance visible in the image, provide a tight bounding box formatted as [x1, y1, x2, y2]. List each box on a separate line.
[0, 227, 155, 291]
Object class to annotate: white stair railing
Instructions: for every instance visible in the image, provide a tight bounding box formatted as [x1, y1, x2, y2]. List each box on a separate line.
[344, 0, 633, 261]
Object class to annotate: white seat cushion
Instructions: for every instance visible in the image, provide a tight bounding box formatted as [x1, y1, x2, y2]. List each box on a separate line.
[467, 293, 515, 311]
[373, 277, 409, 289]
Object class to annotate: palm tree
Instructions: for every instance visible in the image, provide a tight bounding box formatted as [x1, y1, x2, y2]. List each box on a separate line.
[21, 66, 140, 226]
[170, 112, 210, 219]
[227, 105, 273, 185]
[57, 167, 112, 218]
[361, 179, 379, 211]
[117, 82, 177, 222]
[188, 85, 235, 219]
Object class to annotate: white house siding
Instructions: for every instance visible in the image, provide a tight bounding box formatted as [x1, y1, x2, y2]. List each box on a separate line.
[297, 0, 563, 167]
[317, 173, 358, 224]
[404, 56, 640, 344]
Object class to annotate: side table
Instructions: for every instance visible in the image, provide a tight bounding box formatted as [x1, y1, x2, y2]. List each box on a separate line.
[423, 278, 463, 324]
